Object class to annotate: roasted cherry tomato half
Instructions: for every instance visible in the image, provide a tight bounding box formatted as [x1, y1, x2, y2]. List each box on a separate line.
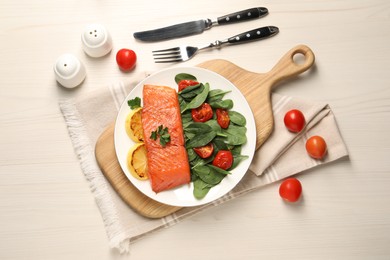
[193, 143, 214, 159]
[191, 103, 213, 122]
[306, 135, 327, 159]
[178, 79, 199, 92]
[212, 150, 233, 170]
[216, 108, 230, 129]
[116, 48, 137, 71]
[279, 177, 302, 203]
[284, 109, 305, 133]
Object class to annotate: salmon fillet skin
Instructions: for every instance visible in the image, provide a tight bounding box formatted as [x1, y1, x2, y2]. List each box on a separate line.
[141, 84, 191, 193]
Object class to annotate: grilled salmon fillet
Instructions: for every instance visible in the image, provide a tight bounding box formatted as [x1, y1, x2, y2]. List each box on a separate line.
[141, 84, 191, 193]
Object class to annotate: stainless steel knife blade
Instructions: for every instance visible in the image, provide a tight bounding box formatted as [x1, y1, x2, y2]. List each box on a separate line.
[134, 20, 210, 42]
[133, 7, 268, 42]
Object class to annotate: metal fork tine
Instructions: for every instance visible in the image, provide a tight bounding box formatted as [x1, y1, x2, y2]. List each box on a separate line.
[152, 46, 193, 63]
[152, 47, 180, 53]
[154, 55, 182, 60]
[153, 51, 181, 56]
[152, 45, 183, 62]
[153, 55, 183, 63]
[155, 58, 183, 63]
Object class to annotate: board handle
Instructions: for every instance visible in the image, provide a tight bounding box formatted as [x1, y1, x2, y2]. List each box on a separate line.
[267, 44, 315, 87]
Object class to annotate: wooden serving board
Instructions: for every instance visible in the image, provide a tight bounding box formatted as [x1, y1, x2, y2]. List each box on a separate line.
[95, 45, 315, 218]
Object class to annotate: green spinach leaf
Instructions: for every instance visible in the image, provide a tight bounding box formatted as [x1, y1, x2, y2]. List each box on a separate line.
[222, 125, 247, 145]
[230, 155, 249, 170]
[209, 99, 234, 110]
[175, 73, 197, 84]
[185, 122, 216, 148]
[179, 84, 205, 100]
[229, 111, 246, 126]
[193, 178, 213, 199]
[205, 119, 222, 134]
[181, 83, 210, 113]
[207, 89, 231, 103]
[193, 165, 226, 185]
[179, 83, 202, 94]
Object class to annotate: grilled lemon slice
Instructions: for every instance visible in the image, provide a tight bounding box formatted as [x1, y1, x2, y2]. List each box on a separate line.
[127, 143, 148, 180]
[125, 107, 144, 143]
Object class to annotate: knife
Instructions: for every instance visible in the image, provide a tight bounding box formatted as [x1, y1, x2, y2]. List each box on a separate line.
[133, 7, 268, 42]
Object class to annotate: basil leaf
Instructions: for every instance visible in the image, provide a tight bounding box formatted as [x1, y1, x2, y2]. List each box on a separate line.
[175, 73, 197, 84]
[229, 111, 246, 126]
[181, 83, 210, 113]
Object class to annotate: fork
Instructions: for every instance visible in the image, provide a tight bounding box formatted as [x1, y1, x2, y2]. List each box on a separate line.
[152, 26, 279, 63]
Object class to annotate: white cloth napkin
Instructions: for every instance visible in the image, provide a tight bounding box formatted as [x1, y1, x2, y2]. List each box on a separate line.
[59, 80, 348, 253]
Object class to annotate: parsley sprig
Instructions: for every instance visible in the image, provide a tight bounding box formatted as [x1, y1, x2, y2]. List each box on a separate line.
[150, 125, 171, 147]
[127, 97, 141, 109]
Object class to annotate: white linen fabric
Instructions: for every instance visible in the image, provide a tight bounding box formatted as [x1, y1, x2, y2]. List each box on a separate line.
[59, 80, 348, 253]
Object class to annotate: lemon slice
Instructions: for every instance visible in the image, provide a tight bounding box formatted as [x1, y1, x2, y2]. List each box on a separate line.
[127, 143, 148, 180]
[125, 107, 144, 143]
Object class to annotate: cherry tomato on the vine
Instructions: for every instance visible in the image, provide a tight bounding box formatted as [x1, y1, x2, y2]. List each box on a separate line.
[116, 49, 137, 71]
[279, 177, 302, 203]
[193, 143, 214, 159]
[212, 150, 233, 170]
[216, 108, 230, 129]
[306, 135, 327, 159]
[191, 103, 213, 122]
[178, 79, 199, 92]
[284, 109, 305, 133]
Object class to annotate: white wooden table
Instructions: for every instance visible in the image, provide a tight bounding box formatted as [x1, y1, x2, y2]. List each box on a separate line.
[1, 0, 390, 259]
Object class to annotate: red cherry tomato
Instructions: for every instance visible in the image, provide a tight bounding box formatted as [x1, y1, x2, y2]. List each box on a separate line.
[216, 108, 230, 129]
[212, 150, 233, 170]
[191, 103, 213, 122]
[116, 49, 137, 71]
[193, 143, 214, 159]
[284, 109, 305, 133]
[306, 135, 327, 159]
[178, 79, 199, 92]
[279, 177, 302, 202]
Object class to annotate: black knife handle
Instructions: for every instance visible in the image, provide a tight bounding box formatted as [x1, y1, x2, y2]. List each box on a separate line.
[227, 26, 279, 44]
[217, 7, 268, 25]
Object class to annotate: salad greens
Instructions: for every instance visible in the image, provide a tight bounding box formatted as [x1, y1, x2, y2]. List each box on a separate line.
[176, 73, 248, 199]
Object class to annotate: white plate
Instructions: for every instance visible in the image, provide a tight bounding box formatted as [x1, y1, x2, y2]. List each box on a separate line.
[114, 67, 256, 207]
